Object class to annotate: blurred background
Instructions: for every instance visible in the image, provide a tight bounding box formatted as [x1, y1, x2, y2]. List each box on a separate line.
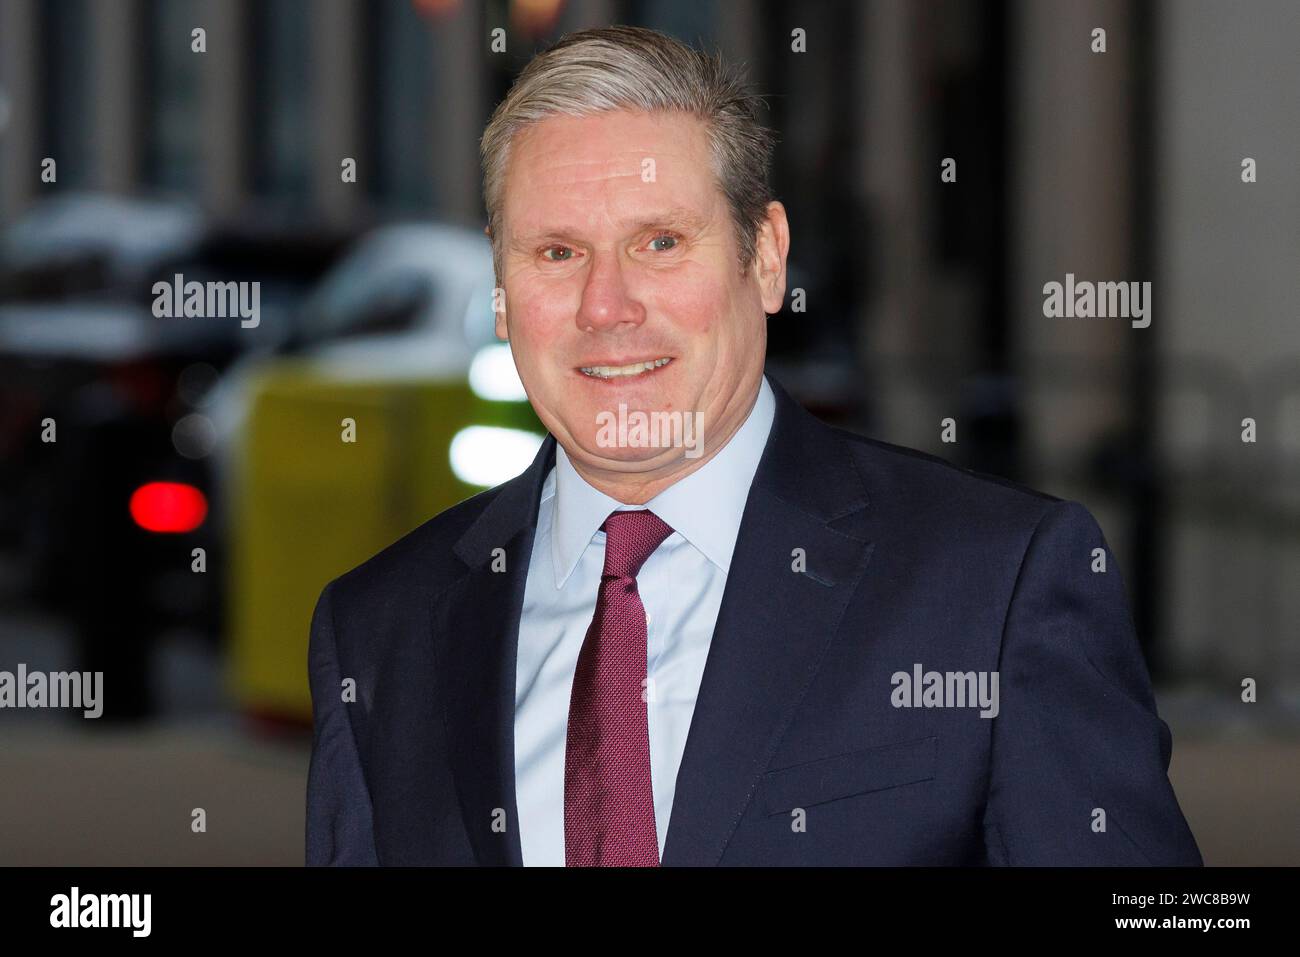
[0, 0, 1295, 865]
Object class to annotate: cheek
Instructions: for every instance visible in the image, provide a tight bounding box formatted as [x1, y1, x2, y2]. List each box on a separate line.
[654, 275, 730, 337]
[507, 290, 567, 360]
[693, 281, 757, 358]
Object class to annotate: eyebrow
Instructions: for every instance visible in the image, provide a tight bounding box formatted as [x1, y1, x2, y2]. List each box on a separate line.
[512, 207, 708, 246]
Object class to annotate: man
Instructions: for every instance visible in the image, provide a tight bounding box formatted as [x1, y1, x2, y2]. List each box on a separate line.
[306, 25, 1201, 866]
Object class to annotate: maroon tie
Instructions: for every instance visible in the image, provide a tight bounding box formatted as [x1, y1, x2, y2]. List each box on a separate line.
[564, 509, 674, 866]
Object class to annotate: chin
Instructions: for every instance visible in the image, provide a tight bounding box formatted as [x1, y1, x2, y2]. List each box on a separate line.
[569, 432, 686, 470]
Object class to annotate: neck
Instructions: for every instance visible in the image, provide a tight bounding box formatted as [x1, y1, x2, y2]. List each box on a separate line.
[570, 438, 732, 505]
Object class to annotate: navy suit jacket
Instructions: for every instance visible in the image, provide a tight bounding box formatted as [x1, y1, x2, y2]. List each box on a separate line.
[306, 374, 1202, 866]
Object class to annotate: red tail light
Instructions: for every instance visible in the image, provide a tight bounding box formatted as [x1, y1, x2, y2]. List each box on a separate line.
[129, 482, 207, 533]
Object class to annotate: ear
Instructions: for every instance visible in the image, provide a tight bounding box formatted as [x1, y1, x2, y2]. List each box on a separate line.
[486, 224, 505, 338]
[755, 201, 790, 315]
[494, 285, 508, 340]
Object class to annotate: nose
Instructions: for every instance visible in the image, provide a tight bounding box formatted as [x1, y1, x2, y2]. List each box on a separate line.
[574, 249, 645, 334]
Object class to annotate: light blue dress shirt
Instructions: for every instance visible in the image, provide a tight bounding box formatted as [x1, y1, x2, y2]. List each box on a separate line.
[513, 376, 776, 865]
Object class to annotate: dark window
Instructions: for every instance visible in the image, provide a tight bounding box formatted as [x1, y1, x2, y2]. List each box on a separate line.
[359, 0, 435, 211]
[140, 0, 204, 192]
[36, 0, 93, 189]
[246, 0, 313, 205]
[622, 0, 717, 47]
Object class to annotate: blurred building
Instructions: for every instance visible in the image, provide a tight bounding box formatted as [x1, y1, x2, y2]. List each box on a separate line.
[0, 0, 1297, 867]
[1, 0, 1297, 692]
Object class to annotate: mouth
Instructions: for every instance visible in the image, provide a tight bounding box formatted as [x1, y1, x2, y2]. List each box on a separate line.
[577, 357, 673, 380]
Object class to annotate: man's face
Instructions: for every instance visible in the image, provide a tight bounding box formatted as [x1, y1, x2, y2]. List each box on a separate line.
[496, 109, 786, 483]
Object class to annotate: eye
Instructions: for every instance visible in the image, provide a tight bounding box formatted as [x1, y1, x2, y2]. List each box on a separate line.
[541, 245, 575, 262]
[648, 233, 680, 252]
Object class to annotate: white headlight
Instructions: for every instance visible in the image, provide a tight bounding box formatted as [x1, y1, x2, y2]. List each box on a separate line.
[450, 426, 544, 487]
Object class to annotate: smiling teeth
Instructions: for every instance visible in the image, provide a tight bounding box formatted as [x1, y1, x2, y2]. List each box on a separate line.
[580, 357, 672, 378]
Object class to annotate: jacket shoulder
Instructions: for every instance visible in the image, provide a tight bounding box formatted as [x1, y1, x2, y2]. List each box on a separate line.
[831, 426, 1067, 536]
[325, 484, 503, 611]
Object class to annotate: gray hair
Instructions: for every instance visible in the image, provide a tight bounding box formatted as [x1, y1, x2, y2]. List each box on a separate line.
[479, 25, 777, 282]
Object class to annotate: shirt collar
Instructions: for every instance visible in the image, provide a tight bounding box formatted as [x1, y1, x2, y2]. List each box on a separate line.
[548, 375, 776, 588]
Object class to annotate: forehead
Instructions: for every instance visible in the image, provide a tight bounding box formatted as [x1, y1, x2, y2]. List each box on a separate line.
[502, 110, 719, 236]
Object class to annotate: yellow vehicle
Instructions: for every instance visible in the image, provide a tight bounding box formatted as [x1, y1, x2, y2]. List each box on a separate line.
[219, 224, 541, 721]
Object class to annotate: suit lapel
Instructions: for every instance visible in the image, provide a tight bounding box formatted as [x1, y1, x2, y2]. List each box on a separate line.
[431, 434, 555, 866]
[661, 377, 877, 865]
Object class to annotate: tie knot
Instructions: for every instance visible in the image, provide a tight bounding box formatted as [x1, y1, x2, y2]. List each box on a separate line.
[600, 509, 674, 579]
